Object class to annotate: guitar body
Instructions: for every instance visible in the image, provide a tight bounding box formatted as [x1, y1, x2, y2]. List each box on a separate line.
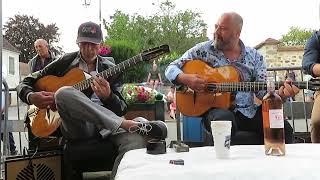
[30, 68, 86, 137]
[35, 68, 85, 92]
[176, 60, 241, 116]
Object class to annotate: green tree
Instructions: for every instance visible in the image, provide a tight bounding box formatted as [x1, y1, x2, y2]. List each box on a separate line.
[3, 14, 62, 63]
[280, 26, 314, 46]
[104, 0, 207, 54]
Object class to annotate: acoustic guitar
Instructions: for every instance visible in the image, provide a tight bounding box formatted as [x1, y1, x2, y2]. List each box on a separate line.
[176, 60, 320, 116]
[28, 45, 170, 137]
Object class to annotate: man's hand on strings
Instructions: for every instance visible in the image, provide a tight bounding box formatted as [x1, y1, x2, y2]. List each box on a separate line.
[91, 75, 111, 100]
[177, 73, 206, 92]
[278, 79, 300, 99]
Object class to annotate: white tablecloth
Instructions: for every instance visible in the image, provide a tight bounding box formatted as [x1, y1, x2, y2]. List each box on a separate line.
[115, 144, 320, 180]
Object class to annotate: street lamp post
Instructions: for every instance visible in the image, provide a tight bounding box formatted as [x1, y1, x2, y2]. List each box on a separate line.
[83, 0, 102, 27]
[0, 0, 3, 173]
[99, 0, 101, 27]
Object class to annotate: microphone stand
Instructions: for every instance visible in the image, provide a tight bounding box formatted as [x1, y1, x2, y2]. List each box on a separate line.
[173, 108, 189, 152]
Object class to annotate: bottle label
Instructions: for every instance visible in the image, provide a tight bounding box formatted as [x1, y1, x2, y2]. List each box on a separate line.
[269, 109, 284, 128]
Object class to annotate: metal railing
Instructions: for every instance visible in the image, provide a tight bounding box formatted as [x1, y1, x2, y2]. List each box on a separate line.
[267, 66, 311, 142]
[1, 80, 27, 177]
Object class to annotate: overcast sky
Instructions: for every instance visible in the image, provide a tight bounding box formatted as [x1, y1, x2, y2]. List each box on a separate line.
[3, 0, 320, 52]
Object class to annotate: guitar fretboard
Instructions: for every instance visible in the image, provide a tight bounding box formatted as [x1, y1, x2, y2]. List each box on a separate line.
[73, 54, 143, 91]
[207, 81, 309, 92]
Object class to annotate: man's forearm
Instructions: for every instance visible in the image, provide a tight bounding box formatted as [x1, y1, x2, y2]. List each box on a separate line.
[176, 73, 187, 85]
[16, 84, 34, 105]
[26, 92, 34, 105]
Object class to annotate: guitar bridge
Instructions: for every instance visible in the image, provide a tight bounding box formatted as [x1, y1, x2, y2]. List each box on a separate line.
[193, 91, 196, 105]
[46, 108, 51, 119]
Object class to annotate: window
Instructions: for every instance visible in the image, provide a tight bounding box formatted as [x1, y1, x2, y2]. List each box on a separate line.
[9, 56, 14, 75]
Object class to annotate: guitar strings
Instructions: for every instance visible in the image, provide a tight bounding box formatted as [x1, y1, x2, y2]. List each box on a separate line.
[207, 81, 308, 92]
[73, 54, 143, 91]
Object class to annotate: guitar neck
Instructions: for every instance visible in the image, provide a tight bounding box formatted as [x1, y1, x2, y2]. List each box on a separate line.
[208, 81, 309, 92]
[73, 54, 143, 91]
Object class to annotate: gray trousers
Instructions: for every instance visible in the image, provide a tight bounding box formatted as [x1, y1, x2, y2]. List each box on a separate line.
[55, 86, 146, 179]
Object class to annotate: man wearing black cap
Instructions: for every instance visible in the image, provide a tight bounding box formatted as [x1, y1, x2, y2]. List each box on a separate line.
[17, 21, 167, 179]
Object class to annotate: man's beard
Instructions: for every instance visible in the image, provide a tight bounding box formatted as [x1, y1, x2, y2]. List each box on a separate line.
[214, 39, 225, 50]
[214, 36, 234, 51]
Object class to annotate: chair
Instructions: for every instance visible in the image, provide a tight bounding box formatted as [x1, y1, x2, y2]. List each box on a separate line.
[63, 138, 118, 180]
[231, 131, 263, 145]
[201, 127, 263, 146]
[26, 117, 117, 180]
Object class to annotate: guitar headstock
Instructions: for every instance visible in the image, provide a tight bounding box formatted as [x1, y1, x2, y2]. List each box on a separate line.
[308, 78, 320, 91]
[141, 45, 170, 62]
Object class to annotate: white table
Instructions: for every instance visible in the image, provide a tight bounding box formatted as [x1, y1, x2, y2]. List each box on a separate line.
[115, 144, 320, 180]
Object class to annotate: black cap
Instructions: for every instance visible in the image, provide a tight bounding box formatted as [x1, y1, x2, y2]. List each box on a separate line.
[76, 21, 102, 44]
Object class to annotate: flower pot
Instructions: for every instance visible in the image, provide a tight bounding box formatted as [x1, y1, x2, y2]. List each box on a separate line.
[124, 100, 164, 121]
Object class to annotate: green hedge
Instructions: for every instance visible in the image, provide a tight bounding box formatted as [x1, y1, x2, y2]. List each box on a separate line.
[106, 40, 181, 83]
[106, 40, 145, 83]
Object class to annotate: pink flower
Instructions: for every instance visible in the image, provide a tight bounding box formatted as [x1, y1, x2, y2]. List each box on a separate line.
[98, 45, 112, 56]
[122, 84, 157, 104]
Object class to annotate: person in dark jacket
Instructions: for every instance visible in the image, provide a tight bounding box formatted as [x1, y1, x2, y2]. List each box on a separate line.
[17, 21, 167, 179]
[302, 30, 320, 143]
[28, 39, 55, 73]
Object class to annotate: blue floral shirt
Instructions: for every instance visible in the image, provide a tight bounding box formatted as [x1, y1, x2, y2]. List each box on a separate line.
[165, 40, 267, 118]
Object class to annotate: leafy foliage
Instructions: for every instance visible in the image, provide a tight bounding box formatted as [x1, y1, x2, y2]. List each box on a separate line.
[106, 40, 148, 82]
[158, 51, 181, 65]
[103, 0, 208, 54]
[106, 40, 180, 83]
[102, 0, 207, 83]
[3, 14, 62, 63]
[280, 26, 314, 46]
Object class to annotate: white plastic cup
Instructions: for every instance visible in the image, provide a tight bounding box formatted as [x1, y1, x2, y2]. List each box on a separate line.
[211, 121, 232, 159]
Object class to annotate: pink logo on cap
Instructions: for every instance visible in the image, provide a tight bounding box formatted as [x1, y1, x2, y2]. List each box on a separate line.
[82, 26, 96, 34]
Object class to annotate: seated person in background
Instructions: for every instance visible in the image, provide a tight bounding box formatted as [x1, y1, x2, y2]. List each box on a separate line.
[17, 21, 167, 179]
[165, 12, 299, 145]
[166, 85, 176, 119]
[147, 61, 163, 90]
[302, 30, 320, 143]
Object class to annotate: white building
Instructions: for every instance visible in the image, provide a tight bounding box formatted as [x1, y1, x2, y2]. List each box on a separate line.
[2, 38, 20, 105]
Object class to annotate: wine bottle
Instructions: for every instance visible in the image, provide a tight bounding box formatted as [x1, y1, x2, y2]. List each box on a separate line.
[262, 81, 285, 156]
